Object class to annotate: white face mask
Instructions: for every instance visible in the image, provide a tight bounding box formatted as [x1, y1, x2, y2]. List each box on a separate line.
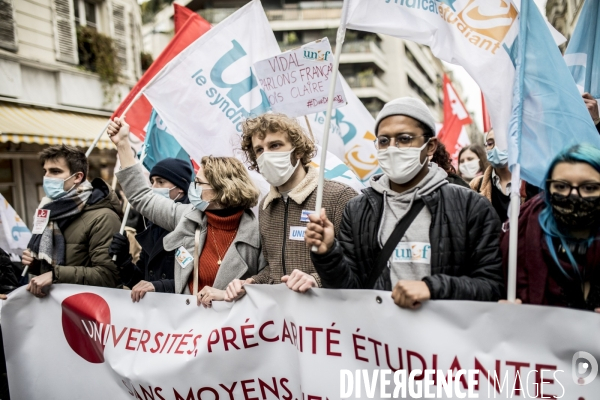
[257, 148, 299, 187]
[377, 142, 428, 185]
[459, 159, 481, 179]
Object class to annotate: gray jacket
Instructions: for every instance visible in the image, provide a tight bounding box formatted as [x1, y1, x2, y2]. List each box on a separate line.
[116, 163, 266, 294]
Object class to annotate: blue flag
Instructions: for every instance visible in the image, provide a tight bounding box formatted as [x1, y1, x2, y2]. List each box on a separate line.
[142, 109, 192, 172]
[507, 0, 600, 187]
[564, 0, 600, 98]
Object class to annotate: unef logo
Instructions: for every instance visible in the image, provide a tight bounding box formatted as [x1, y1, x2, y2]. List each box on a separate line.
[303, 48, 331, 62]
[61, 293, 111, 364]
[440, 0, 518, 54]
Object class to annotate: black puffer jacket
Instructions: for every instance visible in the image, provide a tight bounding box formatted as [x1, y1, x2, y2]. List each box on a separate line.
[311, 184, 505, 300]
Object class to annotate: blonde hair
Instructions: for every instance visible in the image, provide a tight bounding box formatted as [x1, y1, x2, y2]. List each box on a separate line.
[201, 156, 260, 209]
[241, 113, 316, 172]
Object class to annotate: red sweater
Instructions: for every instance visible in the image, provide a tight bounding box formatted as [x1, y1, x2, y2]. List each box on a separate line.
[188, 210, 244, 294]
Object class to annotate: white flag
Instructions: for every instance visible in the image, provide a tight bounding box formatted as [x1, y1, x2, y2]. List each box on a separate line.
[304, 77, 381, 183]
[310, 145, 365, 193]
[143, 0, 280, 160]
[344, 0, 518, 151]
[0, 194, 31, 256]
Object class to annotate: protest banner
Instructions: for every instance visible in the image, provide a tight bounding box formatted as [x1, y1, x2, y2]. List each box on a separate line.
[310, 145, 365, 193]
[3, 284, 600, 399]
[254, 38, 346, 118]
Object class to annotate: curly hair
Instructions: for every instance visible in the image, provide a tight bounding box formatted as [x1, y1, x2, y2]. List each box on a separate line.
[430, 142, 456, 175]
[201, 156, 260, 209]
[241, 113, 316, 172]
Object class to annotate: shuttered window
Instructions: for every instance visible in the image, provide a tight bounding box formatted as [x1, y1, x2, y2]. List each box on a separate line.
[112, 3, 128, 73]
[0, 0, 17, 52]
[52, 0, 79, 64]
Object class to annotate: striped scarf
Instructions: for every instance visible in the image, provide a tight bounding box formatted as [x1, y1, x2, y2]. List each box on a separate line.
[27, 181, 93, 267]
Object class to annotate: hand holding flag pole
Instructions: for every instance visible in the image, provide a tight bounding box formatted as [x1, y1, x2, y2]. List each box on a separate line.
[310, 1, 350, 252]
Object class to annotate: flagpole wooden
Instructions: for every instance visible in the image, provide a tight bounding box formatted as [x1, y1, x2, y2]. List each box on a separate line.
[304, 115, 315, 142]
[112, 145, 146, 262]
[310, 1, 350, 252]
[507, 0, 531, 302]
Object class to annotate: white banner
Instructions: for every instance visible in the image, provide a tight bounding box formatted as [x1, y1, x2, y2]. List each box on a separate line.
[3, 284, 600, 399]
[254, 38, 346, 118]
[143, 0, 280, 159]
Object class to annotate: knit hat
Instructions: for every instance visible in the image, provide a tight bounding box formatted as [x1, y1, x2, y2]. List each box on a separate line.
[374, 97, 436, 135]
[149, 158, 193, 191]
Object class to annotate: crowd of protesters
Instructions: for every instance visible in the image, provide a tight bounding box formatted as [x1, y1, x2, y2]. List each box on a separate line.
[2, 93, 599, 317]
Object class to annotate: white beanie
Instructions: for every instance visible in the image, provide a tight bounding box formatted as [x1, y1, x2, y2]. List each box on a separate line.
[374, 97, 436, 135]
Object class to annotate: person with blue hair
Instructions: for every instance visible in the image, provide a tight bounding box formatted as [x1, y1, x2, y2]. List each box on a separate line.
[500, 144, 600, 311]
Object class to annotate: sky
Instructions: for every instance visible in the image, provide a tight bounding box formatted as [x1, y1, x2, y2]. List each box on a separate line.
[446, 0, 549, 132]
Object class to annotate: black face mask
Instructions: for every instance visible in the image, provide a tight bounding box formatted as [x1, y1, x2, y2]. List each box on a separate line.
[550, 194, 600, 227]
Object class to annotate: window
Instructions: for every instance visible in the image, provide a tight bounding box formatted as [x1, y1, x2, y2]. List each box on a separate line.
[405, 46, 434, 85]
[74, 0, 98, 29]
[0, 159, 16, 207]
[408, 76, 435, 106]
[0, 0, 18, 52]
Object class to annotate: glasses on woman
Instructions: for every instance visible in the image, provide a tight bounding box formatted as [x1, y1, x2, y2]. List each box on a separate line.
[547, 180, 600, 198]
[194, 180, 212, 190]
[374, 134, 426, 150]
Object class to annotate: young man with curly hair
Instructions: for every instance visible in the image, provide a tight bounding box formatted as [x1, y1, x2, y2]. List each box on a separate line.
[225, 113, 357, 300]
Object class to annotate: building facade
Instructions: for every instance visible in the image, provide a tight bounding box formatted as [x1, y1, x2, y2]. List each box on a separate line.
[143, 0, 445, 120]
[0, 0, 143, 225]
[546, 0, 585, 51]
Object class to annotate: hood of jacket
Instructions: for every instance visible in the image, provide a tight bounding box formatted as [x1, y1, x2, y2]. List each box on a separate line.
[85, 178, 122, 216]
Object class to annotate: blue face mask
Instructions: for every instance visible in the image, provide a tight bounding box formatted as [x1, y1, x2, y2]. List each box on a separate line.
[152, 186, 176, 199]
[43, 173, 77, 200]
[188, 182, 209, 211]
[487, 147, 509, 168]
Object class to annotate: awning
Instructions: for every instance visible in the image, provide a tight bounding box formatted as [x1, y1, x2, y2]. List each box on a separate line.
[0, 103, 114, 150]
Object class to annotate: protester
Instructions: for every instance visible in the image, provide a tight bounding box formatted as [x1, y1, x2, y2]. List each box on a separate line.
[470, 129, 539, 222]
[429, 142, 469, 188]
[304, 97, 504, 309]
[107, 118, 265, 306]
[457, 144, 488, 183]
[501, 144, 600, 310]
[108, 158, 193, 299]
[224, 113, 357, 301]
[21, 145, 122, 297]
[582, 93, 600, 134]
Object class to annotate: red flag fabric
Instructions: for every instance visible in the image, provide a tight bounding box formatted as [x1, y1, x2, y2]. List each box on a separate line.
[437, 74, 472, 156]
[173, 4, 198, 34]
[111, 10, 211, 140]
[481, 91, 492, 133]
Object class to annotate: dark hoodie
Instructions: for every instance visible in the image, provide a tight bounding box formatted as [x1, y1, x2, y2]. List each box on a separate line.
[35, 178, 122, 287]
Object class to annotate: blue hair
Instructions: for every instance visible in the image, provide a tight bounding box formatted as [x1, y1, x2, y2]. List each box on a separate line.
[538, 144, 600, 281]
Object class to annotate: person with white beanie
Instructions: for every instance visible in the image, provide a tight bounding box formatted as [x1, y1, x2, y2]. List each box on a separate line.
[305, 97, 505, 309]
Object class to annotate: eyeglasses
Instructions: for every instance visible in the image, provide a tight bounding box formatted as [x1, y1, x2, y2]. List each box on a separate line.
[374, 135, 426, 150]
[194, 181, 211, 190]
[547, 180, 600, 198]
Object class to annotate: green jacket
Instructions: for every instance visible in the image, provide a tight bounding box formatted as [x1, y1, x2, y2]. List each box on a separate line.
[38, 179, 122, 287]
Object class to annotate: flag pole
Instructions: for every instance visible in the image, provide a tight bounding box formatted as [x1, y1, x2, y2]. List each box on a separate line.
[507, 0, 530, 302]
[310, 0, 350, 252]
[583, 0, 598, 94]
[112, 144, 147, 262]
[85, 121, 111, 157]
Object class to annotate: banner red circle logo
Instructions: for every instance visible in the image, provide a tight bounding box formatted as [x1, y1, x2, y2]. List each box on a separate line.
[61, 293, 111, 364]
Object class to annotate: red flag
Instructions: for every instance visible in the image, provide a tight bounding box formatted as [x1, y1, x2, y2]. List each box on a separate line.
[481, 91, 492, 133]
[173, 4, 198, 34]
[438, 74, 472, 156]
[111, 9, 211, 140]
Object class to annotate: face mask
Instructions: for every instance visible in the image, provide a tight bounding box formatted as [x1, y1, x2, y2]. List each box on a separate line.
[257, 148, 299, 187]
[152, 186, 175, 199]
[550, 194, 600, 227]
[43, 173, 77, 200]
[459, 159, 481, 179]
[377, 142, 428, 185]
[188, 182, 210, 212]
[487, 147, 508, 168]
